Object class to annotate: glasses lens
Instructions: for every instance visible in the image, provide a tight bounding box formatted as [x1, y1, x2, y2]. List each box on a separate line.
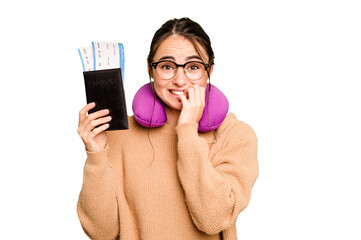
[185, 62, 206, 80]
[156, 61, 176, 79]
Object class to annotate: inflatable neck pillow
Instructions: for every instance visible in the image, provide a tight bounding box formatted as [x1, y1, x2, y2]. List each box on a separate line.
[132, 83, 229, 132]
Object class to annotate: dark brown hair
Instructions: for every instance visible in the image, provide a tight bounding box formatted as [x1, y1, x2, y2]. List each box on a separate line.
[147, 17, 215, 79]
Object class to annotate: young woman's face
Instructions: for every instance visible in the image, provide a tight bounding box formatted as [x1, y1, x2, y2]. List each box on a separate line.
[151, 35, 211, 111]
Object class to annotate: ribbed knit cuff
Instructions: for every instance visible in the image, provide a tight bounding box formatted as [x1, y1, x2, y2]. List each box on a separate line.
[175, 122, 199, 139]
[85, 144, 110, 165]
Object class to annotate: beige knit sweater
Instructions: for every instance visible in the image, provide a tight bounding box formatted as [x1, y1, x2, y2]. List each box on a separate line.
[77, 113, 258, 240]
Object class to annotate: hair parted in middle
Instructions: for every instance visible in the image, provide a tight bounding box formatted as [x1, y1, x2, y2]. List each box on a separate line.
[147, 17, 215, 80]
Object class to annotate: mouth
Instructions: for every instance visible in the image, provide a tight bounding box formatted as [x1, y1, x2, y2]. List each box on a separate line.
[169, 89, 187, 99]
[169, 90, 185, 96]
[168, 89, 188, 102]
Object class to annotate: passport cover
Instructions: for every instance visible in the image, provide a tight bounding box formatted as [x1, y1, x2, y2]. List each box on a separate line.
[83, 68, 129, 131]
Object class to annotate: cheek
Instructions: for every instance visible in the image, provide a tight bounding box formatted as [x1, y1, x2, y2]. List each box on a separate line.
[191, 77, 208, 88]
[153, 81, 168, 98]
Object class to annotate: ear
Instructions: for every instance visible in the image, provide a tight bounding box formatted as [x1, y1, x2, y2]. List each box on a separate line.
[207, 64, 214, 78]
[147, 59, 153, 79]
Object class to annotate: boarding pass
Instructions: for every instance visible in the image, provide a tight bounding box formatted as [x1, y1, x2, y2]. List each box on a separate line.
[78, 41, 125, 80]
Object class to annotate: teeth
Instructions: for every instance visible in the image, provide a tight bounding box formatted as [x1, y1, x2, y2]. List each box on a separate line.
[170, 90, 184, 95]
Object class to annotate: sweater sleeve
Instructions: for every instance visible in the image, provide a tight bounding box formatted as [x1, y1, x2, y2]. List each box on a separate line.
[77, 145, 119, 240]
[175, 119, 258, 235]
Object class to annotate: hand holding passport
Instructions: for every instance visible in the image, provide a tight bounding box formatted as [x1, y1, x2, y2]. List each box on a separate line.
[78, 42, 129, 131]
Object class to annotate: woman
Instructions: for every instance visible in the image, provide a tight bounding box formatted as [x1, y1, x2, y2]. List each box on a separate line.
[77, 17, 258, 240]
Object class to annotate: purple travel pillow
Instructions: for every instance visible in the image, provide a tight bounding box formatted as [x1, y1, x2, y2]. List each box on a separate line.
[132, 83, 229, 132]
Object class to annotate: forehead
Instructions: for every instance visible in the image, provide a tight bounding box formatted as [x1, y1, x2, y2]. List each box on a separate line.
[154, 35, 208, 62]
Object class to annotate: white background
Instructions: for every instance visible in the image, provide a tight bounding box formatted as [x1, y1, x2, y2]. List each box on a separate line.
[1, 0, 360, 239]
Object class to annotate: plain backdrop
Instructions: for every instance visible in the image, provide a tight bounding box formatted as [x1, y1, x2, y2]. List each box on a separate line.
[1, 0, 360, 239]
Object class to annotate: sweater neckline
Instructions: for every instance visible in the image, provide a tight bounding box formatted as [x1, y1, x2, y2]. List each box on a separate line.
[155, 122, 177, 135]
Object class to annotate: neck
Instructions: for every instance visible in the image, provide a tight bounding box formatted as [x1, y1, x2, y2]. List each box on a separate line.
[164, 105, 181, 126]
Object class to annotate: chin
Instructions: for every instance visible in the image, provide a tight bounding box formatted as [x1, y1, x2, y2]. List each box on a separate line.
[156, 90, 182, 111]
[164, 99, 182, 111]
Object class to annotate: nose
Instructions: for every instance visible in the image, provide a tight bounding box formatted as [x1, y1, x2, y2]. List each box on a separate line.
[172, 67, 188, 86]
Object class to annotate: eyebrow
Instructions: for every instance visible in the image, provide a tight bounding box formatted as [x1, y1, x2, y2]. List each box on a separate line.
[158, 55, 203, 62]
[186, 55, 203, 61]
[159, 56, 175, 61]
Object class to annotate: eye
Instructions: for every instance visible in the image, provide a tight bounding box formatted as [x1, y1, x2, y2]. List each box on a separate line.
[158, 61, 175, 71]
[162, 64, 173, 70]
[189, 65, 199, 70]
[187, 62, 202, 71]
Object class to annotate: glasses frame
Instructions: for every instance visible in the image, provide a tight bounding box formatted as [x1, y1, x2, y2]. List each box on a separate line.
[151, 60, 210, 80]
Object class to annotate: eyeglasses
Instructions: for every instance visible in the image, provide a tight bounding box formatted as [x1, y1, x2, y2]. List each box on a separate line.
[151, 60, 210, 80]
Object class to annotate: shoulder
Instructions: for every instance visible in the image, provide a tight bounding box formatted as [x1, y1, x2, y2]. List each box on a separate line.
[215, 113, 257, 146]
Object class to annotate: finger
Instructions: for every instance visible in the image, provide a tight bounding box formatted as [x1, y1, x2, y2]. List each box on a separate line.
[85, 115, 112, 133]
[187, 86, 196, 103]
[200, 86, 206, 106]
[191, 85, 203, 107]
[179, 94, 188, 107]
[82, 109, 110, 128]
[193, 85, 202, 104]
[89, 123, 110, 138]
[79, 102, 96, 126]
